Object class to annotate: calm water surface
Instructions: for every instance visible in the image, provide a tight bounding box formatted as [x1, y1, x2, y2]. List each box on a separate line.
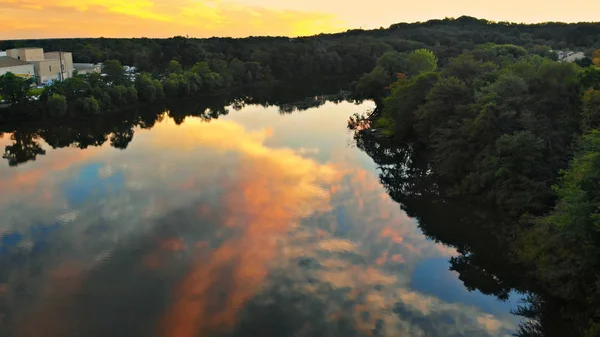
[0, 96, 522, 336]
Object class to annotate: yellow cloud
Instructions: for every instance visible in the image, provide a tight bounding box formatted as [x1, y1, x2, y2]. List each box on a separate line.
[0, 0, 346, 38]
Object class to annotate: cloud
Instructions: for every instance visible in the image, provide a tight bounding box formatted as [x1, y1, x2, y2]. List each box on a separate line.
[0, 0, 346, 39]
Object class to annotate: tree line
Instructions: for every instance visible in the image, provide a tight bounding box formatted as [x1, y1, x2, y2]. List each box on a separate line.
[0, 57, 275, 120]
[351, 40, 600, 335]
[2, 16, 600, 121]
[0, 80, 355, 166]
[2, 16, 600, 80]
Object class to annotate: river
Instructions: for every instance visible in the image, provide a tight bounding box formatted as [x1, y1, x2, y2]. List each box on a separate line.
[0, 86, 523, 337]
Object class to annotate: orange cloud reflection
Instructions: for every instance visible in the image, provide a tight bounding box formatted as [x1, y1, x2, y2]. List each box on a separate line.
[156, 118, 342, 337]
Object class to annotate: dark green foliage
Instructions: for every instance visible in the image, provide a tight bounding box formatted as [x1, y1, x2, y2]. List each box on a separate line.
[581, 67, 600, 90]
[441, 53, 497, 84]
[135, 73, 157, 103]
[0, 72, 33, 106]
[76, 97, 100, 115]
[354, 66, 391, 101]
[47, 93, 67, 117]
[379, 71, 440, 137]
[354, 43, 600, 335]
[403, 49, 438, 76]
[166, 60, 183, 74]
[102, 60, 127, 85]
[376, 51, 405, 74]
[3, 16, 599, 78]
[519, 131, 600, 336]
[582, 89, 600, 131]
[125, 86, 138, 104]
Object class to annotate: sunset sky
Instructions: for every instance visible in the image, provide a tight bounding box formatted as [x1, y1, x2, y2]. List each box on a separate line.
[1, 0, 600, 39]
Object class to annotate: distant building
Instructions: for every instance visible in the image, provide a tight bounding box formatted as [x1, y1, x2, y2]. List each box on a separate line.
[0, 51, 6, 57]
[30, 59, 62, 84]
[555, 50, 586, 63]
[4, 48, 75, 84]
[73, 63, 101, 75]
[6, 48, 45, 62]
[44, 51, 74, 80]
[0, 56, 35, 78]
[562, 52, 585, 63]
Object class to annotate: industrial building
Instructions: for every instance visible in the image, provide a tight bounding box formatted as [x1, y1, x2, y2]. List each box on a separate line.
[2, 48, 74, 84]
[0, 56, 36, 78]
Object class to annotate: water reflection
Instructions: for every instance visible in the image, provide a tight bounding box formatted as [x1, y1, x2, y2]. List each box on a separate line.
[0, 86, 521, 337]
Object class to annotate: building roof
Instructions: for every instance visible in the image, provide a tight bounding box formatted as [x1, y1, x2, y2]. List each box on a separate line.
[73, 63, 100, 70]
[0, 56, 32, 68]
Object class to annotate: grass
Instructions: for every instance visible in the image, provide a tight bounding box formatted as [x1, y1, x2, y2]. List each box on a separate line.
[28, 87, 44, 97]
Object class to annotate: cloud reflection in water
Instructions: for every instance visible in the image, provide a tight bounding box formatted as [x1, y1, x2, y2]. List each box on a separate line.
[0, 103, 519, 337]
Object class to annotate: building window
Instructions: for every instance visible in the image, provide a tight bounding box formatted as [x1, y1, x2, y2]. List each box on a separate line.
[49, 65, 52, 71]
[17, 56, 20, 60]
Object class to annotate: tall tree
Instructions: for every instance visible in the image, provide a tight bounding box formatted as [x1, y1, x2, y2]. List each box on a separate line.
[0, 72, 33, 106]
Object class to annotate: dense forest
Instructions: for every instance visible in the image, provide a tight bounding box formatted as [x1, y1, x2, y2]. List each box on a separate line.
[349, 37, 600, 335]
[2, 16, 600, 120]
[2, 16, 600, 336]
[1, 16, 600, 76]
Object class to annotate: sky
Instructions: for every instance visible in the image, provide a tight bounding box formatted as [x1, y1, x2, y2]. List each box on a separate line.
[1, 0, 599, 39]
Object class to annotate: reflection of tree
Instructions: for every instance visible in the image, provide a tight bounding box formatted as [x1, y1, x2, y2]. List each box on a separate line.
[109, 127, 135, 150]
[352, 129, 578, 337]
[2, 131, 46, 166]
[1, 81, 354, 167]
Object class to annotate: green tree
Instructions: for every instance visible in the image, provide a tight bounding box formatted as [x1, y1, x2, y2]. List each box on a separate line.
[76, 96, 100, 115]
[135, 73, 156, 103]
[102, 60, 127, 85]
[441, 53, 497, 84]
[125, 86, 138, 104]
[581, 67, 600, 90]
[478, 131, 549, 213]
[167, 60, 183, 74]
[376, 51, 405, 75]
[108, 85, 127, 105]
[153, 80, 165, 100]
[403, 49, 438, 77]
[51, 76, 92, 101]
[380, 71, 440, 137]
[47, 93, 67, 117]
[163, 74, 180, 97]
[354, 66, 391, 101]
[0, 72, 33, 105]
[582, 89, 600, 132]
[229, 58, 247, 84]
[521, 131, 600, 335]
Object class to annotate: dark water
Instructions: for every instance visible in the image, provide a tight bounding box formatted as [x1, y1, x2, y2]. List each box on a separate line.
[0, 87, 523, 337]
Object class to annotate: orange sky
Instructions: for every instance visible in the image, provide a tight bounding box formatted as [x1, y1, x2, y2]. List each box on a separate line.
[1, 0, 600, 39]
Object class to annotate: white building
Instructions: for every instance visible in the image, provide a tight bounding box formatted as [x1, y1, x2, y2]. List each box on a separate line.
[555, 50, 587, 63]
[562, 52, 586, 63]
[0, 56, 35, 78]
